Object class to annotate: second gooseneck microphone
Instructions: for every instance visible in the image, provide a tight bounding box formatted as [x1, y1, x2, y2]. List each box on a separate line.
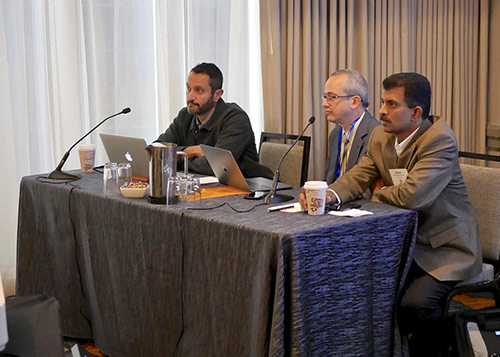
[48, 107, 131, 180]
[264, 116, 315, 204]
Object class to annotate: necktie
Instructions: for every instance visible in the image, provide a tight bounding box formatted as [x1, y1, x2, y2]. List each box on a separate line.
[340, 136, 350, 176]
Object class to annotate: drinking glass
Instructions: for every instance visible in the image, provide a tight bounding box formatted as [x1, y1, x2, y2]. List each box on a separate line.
[103, 162, 118, 194]
[117, 163, 132, 188]
[166, 176, 182, 205]
[179, 174, 193, 203]
[185, 177, 202, 202]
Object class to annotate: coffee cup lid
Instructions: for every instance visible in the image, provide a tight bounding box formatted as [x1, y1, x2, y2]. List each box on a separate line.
[304, 181, 328, 189]
[78, 144, 96, 150]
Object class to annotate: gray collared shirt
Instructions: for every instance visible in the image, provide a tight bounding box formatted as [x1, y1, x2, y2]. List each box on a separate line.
[196, 111, 215, 130]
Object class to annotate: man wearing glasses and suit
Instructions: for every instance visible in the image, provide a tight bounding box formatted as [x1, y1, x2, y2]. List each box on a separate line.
[323, 69, 380, 184]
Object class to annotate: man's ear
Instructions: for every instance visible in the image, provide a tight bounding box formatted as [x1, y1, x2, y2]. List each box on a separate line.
[411, 106, 423, 122]
[213, 89, 224, 102]
[351, 95, 362, 110]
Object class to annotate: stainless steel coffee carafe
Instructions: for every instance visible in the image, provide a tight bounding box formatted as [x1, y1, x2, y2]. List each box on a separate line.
[145, 143, 188, 204]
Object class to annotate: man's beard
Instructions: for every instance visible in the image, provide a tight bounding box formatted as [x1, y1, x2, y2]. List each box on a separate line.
[187, 97, 215, 116]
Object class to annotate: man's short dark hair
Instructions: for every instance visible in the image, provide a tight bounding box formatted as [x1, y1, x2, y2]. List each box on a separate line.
[383, 72, 431, 119]
[190, 62, 223, 93]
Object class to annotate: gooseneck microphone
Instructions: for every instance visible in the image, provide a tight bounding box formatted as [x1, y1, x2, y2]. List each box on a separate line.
[264, 116, 315, 204]
[48, 107, 131, 180]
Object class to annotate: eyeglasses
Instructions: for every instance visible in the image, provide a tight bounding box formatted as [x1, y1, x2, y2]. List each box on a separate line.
[322, 94, 355, 103]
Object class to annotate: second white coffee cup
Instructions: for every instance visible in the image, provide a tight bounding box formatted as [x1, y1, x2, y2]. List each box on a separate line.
[78, 144, 96, 173]
[304, 181, 328, 215]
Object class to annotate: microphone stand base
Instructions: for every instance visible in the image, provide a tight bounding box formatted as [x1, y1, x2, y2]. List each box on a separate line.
[47, 170, 81, 181]
[265, 193, 295, 204]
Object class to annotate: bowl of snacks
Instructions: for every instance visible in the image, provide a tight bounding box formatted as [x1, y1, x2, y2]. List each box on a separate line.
[120, 181, 149, 198]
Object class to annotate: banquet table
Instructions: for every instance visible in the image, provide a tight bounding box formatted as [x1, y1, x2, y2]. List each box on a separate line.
[16, 171, 417, 356]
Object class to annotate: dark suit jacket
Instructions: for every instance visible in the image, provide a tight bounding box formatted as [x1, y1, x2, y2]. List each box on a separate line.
[331, 116, 482, 281]
[324, 111, 380, 184]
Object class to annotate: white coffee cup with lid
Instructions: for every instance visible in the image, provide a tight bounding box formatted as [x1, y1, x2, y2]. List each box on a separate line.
[304, 181, 328, 215]
[78, 144, 96, 173]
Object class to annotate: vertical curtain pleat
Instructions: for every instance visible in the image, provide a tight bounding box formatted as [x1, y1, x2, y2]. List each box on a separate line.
[327, 0, 338, 138]
[470, 1, 477, 148]
[445, 0, 454, 128]
[477, 0, 489, 152]
[285, 1, 298, 132]
[301, 0, 312, 134]
[259, 0, 284, 133]
[46, 0, 62, 163]
[454, 0, 464, 146]
[373, 0, 384, 116]
[433, 1, 442, 119]
[261, 0, 489, 179]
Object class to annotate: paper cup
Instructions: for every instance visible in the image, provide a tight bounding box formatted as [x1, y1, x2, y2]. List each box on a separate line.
[78, 144, 96, 173]
[304, 181, 328, 215]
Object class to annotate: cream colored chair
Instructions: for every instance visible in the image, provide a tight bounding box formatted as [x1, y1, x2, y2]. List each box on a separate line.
[443, 163, 500, 301]
[258, 132, 311, 187]
[439, 155, 500, 356]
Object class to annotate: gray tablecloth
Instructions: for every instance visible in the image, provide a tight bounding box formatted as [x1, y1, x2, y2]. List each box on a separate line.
[17, 172, 417, 356]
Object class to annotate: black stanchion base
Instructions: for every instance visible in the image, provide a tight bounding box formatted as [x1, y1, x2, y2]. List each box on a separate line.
[265, 193, 295, 204]
[47, 170, 81, 181]
[147, 195, 166, 204]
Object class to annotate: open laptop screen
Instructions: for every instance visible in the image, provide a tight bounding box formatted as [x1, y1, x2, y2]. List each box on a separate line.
[100, 133, 149, 180]
[200, 144, 291, 192]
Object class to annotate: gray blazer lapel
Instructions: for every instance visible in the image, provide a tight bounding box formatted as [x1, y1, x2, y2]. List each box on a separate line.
[347, 120, 368, 169]
[325, 126, 341, 183]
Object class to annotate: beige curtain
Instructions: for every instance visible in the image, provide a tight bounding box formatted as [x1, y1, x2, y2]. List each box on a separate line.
[260, 0, 489, 180]
[414, 0, 489, 153]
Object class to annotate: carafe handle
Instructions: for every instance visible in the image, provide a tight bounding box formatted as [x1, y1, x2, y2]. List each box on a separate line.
[176, 151, 188, 176]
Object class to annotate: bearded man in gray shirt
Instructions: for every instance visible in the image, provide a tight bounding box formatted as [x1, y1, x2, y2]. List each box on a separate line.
[156, 62, 272, 178]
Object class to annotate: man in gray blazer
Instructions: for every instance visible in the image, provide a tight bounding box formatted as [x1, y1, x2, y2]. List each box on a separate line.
[301, 72, 482, 356]
[323, 69, 379, 184]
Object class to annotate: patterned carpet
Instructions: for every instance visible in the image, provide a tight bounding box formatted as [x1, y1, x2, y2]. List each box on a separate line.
[63, 339, 106, 357]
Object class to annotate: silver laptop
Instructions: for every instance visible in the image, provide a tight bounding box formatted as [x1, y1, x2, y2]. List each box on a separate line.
[100, 133, 149, 179]
[200, 144, 291, 192]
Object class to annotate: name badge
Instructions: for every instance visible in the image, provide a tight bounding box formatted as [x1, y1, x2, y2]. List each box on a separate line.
[389, 168, 408, 185]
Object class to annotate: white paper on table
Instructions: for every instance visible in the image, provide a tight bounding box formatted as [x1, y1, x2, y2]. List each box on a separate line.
[328, 208, 374, 217]
[199, 176, 219, 185]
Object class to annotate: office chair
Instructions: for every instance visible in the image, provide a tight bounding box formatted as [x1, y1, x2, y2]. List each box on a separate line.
[258, 132, 311, 187]
[439, 152, 500, 356]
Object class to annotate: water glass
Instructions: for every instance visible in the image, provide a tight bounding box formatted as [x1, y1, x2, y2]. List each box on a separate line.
[185, 177, 202, 202]
[103, 162, 118, 194]
[117, 163, 132, 188]
[166, 176, 182, 205]
[179, 175, 191, 203]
